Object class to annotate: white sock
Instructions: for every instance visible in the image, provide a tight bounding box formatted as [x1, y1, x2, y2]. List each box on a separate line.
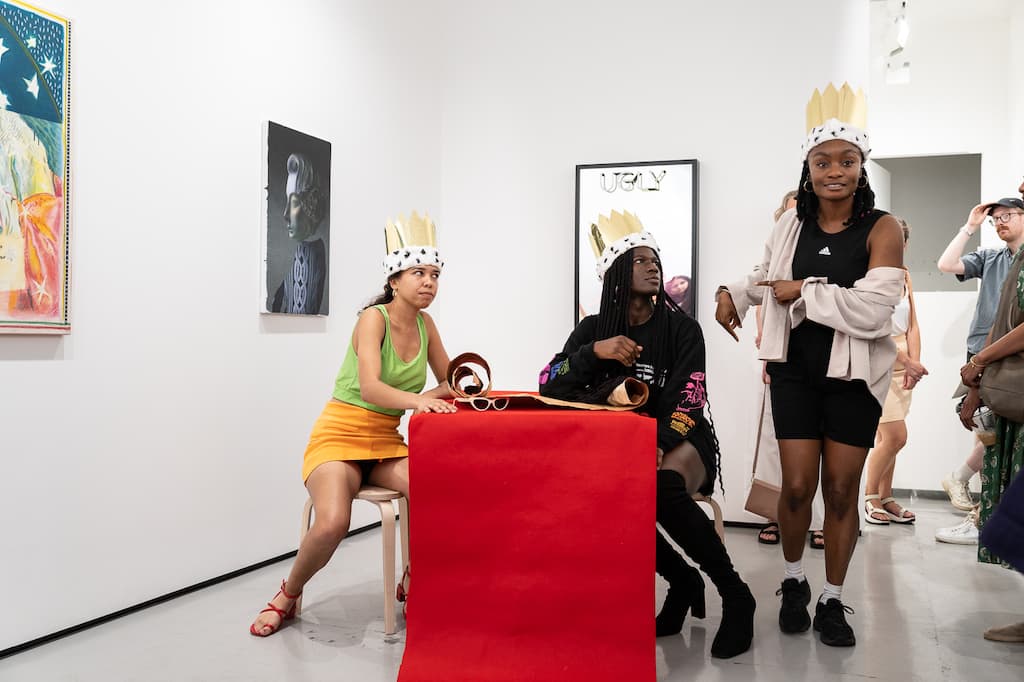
[784, 560, 805, 582]
[819, 581, 842, 604]
[954, 464, 976, 482]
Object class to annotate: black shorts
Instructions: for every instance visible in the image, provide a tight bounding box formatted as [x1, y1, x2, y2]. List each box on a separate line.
[766, 323, 882, 448]
[355, 459, 378, 483]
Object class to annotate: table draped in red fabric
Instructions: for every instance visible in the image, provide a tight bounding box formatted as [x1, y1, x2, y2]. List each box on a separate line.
[397, 406, 656, 682]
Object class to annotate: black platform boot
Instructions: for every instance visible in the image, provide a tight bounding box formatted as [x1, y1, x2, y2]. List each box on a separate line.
[655, 530, 706, 636]
[656, 469, 756, 659]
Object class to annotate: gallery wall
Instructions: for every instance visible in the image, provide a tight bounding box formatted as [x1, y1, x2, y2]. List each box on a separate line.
[0, 0, 444, 651]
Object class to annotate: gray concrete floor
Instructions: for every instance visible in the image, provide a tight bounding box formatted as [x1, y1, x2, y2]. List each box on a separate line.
[1, 498, 1022, 681]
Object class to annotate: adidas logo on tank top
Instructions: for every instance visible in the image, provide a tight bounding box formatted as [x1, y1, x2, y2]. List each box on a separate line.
[818, 246, 831, 256]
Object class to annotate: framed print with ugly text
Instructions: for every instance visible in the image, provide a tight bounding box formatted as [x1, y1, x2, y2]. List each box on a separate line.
[261, 121, 331, 316]
[575, 160, 698, 324]
[0, 0, 71, 333]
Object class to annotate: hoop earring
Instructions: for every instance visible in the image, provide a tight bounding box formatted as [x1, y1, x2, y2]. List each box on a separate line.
[802, 180, 813, 192]
[857, 174, 868, 189]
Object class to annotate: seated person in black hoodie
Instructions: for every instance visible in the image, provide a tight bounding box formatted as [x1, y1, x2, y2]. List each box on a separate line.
[539, 211, 755, 659]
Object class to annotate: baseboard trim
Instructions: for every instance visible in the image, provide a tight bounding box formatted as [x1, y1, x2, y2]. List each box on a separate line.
[892, 488, 957, 501]
[0, 521, 383, 661]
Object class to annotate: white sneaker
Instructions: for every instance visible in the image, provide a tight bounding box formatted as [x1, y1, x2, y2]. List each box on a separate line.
[941, 476, 975, 511]
[935, 509, 979, 545]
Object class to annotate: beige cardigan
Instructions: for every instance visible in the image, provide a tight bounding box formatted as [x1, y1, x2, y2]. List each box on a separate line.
[724, 209, 903, 406]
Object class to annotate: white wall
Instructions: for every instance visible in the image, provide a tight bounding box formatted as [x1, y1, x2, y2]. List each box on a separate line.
[869, 0, 1014, 493]
[0, 0, 443, 650]
[435, 0, 869, 527]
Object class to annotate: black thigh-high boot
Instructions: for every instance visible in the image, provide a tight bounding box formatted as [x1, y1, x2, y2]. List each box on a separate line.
[656, 469, 755, 658]
[655, 530, 706, 636]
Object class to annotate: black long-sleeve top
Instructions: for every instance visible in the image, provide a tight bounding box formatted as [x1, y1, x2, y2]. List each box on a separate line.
[538, 311, 718, 492]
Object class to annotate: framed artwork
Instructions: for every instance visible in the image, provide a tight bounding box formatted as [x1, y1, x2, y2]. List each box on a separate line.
[575, 160, 699, 324]
[261, 121, 332, 315]
[0, 1, 71, 334]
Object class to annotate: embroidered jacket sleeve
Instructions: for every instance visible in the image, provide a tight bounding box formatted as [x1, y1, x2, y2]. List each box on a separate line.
[656, 316, 708, 453]
[538, 316, 602, 397]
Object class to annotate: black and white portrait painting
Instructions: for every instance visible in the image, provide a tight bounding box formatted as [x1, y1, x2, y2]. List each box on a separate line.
[262, 121, 332, 315]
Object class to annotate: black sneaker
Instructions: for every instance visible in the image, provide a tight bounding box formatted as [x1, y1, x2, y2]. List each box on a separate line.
[776, 578, 811, 633]
[813, 598, 856, 646]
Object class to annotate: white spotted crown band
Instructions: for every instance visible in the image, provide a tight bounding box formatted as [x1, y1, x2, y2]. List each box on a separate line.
[801, 118, 871, 161]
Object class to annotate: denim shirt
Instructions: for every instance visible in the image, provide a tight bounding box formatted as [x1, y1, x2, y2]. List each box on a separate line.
[958, 246, 1014, 353]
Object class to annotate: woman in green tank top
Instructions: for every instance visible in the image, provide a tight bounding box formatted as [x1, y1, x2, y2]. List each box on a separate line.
[251, 213, 455, 637]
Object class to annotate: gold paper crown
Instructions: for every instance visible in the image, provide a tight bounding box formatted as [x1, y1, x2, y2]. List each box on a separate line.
[589, 210, 645, 258]
[385, 211, 438, 253]
[805, 82, 867, 133]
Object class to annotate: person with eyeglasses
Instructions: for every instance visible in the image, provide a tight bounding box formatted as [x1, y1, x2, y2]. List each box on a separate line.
[250, 213, 456, 637]
[955, 195, 1024, 643]
[538, 212, 756, 659]
[936, 192, 1024, 544]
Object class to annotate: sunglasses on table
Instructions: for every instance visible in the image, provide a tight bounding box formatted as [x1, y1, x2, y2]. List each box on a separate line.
[455, 396, 511, 411]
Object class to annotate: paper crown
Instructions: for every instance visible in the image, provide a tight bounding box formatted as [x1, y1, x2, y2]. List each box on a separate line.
[382, 211, 444, 276]
[802, 82, 870, 160]
[589, 210, 660, 280]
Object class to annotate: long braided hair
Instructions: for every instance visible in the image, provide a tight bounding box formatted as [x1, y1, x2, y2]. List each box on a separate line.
[595, 248, 723, 492]
[795, 159, 876, 226]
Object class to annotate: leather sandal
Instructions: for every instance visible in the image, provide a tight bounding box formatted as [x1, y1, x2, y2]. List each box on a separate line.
[757, 522, 780, 545]
[250, 579, 301, 637]
[880, 497, 915, 524]
[808, 530, 825, 550]
[863, 494, 890, 525]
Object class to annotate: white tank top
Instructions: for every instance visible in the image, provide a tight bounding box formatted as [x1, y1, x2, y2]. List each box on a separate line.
[891, 296, 910, 336]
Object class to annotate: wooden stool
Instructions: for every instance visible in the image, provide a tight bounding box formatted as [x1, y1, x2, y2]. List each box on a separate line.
[296, 486, 410, 635]
[692, 493, 725, 543]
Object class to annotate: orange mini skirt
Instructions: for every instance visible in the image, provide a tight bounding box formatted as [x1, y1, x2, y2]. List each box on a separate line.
[302, 400, 408, 482]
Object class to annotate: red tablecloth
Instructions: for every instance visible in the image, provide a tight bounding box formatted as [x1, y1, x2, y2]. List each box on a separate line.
[397, 406, 656, 682]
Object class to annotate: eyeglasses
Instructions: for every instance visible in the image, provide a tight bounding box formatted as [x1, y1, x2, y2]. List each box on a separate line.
[455, 396, 510, 412]
[991, 212, 1024, 225]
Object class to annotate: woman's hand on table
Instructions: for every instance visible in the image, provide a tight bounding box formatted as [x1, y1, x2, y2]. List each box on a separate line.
[414, 397, 458, 414]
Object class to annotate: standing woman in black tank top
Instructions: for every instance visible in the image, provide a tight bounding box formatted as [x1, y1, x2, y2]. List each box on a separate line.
[716, 122, 905, 647]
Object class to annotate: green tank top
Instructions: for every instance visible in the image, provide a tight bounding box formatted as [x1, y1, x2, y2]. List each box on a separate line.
[332, 305, 429, 416]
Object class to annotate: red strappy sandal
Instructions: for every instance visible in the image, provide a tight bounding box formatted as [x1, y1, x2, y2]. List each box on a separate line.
[396, 567, 410, 617]
[396, 567, 410, 602]
[250, 579, 302, 637]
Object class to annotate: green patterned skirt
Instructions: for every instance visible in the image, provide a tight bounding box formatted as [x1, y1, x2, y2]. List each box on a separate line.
[978, 416, 1024, 566]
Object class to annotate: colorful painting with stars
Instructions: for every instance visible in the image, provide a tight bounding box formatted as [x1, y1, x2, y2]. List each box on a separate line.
[0, 1, 70, 334]
[261, 121, 331, 316]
